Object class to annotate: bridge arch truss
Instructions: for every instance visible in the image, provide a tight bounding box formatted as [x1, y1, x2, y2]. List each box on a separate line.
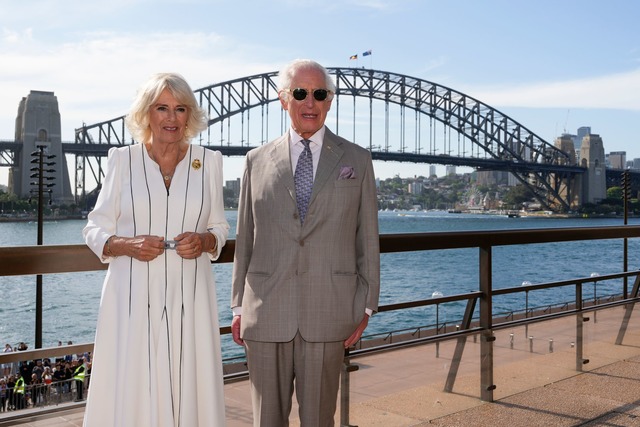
[75, 68, 584, 211]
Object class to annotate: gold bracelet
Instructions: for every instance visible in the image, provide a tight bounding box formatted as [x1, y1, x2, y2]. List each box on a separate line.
[106, 235, 115, 257]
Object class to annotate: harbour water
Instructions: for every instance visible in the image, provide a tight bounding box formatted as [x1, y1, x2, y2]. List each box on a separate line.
[1, 211, 639, 361]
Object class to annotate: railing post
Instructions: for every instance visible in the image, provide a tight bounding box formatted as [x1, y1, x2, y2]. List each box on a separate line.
[479, 245, 495, 402]
[340, 349, 359, 427]
[444, 297, 478, 393]
[575, 282, 589, 371]
[616, 273, 640, 345]
[624, 168, 630, 299]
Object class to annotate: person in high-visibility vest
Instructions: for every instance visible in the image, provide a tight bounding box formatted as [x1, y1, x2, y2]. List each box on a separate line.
[14, 374, 25, 410]
[73, 359, 85, 402]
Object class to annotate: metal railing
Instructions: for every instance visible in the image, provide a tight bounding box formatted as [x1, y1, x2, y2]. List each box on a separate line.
[1, 225, 640, 424]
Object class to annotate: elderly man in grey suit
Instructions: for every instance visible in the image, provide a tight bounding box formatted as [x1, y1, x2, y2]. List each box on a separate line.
[231, 59, 380, 427]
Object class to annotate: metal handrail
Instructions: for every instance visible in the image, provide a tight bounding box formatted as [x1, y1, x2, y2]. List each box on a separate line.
[3, 225, 640, 277]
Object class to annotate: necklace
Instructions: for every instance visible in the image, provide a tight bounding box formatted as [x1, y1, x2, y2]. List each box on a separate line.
[147, 145, 181, 185]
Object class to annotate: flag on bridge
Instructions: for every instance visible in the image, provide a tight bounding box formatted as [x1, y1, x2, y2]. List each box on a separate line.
[362, 49, 372, 56]
[349, 54, 358, 60]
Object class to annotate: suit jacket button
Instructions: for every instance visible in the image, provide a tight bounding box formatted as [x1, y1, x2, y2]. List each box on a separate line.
[293, 213, 299, 219]
[299, 240, 304, 247]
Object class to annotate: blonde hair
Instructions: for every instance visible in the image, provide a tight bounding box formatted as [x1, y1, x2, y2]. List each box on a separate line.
[125, 73, 208, 144]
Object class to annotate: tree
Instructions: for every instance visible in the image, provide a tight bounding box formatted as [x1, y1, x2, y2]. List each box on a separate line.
[607, 186, 623, 201]
[502, 184, 535, 209]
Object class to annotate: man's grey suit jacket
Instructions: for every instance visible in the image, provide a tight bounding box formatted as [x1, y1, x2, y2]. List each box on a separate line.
[231, 127, 380, 343]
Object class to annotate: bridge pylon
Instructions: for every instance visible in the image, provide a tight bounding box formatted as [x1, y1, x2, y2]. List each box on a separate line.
[10, 91, 74, 204]
[579, 134, 607, 204]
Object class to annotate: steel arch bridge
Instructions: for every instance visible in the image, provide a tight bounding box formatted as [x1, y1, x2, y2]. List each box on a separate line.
[74, 68, 586, 211]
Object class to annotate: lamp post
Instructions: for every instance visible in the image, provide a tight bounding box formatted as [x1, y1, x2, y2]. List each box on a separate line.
[521, 280, 532, 317]
[431, 290, 443, 357]
[590, 272, 600, 305]
[431, 290, 443, 332]
[522, 280, 531, 337]
[30, 143, 56, 349]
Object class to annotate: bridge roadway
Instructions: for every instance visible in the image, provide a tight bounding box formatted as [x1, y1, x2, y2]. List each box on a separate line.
[0, 140, 587, 174]
[3, 302, 640, 427]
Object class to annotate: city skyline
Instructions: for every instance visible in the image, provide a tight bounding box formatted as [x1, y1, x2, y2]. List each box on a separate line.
[1, 0, 639, 186]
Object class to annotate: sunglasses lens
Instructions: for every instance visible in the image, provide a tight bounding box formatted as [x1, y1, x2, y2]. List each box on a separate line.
[290, 88, 330, 101]
[313, 89, 328, 101]
[292, 88, 308, 101]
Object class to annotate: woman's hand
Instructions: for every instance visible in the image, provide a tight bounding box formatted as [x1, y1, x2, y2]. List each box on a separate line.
[174, 231, 215, 259]
[108, 235, 165, 261]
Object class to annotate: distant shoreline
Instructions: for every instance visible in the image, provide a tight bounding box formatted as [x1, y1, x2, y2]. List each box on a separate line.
[0, 210, 635, 223]
[0, 214, 85, 223]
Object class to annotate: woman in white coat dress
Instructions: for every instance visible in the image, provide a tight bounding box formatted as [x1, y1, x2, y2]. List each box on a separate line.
[82, 73, 228, 426]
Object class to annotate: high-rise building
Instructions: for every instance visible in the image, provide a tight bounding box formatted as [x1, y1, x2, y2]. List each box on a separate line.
[429, 165, 437, 177]
[575, 127, 591, 149]
[571, 126, 590, 163]
[407, 181, 423, 195]
[225, 178, 241, 198]
[445, 165, 457, 176]
[608, 151, 626, 170]
[475, 170, 510, 186]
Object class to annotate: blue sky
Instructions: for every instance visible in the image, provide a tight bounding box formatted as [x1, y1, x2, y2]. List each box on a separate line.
[1, 0, 639, 185]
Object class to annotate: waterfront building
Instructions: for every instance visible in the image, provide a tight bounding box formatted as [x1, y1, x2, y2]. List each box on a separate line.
[475, 170, 512, 187]
[407, 181, 423, 195]
[225, 178, 241, 198]
[608, 151, 626, 169]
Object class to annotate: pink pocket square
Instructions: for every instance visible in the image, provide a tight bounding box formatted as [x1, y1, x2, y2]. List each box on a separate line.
[338, 166, 356, 179]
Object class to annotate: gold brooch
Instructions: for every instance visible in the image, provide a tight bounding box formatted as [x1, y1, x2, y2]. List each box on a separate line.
[192, 159, 201, 170]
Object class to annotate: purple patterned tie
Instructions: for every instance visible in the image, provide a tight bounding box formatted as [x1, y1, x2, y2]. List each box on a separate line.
[294, 139, 313, 224]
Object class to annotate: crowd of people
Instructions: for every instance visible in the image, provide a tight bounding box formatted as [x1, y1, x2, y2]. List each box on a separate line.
[0, 341, 90, 412]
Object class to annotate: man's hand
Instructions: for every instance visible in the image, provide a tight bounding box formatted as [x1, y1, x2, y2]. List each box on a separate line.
[344, 314, 369, 349]
[231, 315, 244, 346]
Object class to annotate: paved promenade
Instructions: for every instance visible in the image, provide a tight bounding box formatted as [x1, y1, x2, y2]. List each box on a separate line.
[3, 304, 640, 426]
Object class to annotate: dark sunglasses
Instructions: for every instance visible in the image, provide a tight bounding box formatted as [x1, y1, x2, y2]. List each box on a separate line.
[286, 88, 333, 102]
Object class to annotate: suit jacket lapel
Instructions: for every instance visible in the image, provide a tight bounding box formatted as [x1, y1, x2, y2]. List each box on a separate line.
[270, 135, 296, 203]
[310, 129, 344, 203]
